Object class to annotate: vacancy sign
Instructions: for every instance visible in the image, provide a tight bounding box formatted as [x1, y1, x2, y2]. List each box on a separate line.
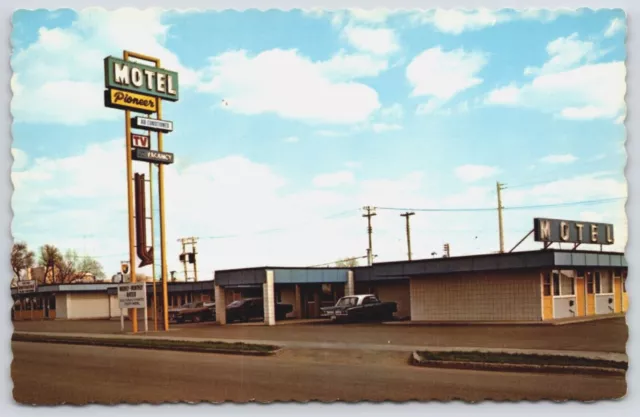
[131, 133, 150, 149]
[118, 283, 147, 309]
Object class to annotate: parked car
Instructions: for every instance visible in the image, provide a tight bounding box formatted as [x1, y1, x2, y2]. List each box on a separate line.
[321, 294, 397, 322]
[168, 301, 216, 323]
[225, 298, 293, 323]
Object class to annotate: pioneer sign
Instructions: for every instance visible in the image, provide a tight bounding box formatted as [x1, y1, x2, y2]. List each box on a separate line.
[104, 88, 157, 113]
[118, 283, 147, 309]
[104, 56, 179, 101]
[533, 218, 615, 245]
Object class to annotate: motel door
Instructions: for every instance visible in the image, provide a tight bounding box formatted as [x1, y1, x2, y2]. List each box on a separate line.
[586, 272, 596, 315]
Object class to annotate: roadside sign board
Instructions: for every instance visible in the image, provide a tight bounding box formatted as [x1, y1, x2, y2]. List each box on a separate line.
[131, 116, 173, 133]
[118, 283, 147, 309]
[104, 88, 157, 114]
[132, 148, 174, 165]
[131, 133, 151, 149]
[104, 56, 179, 101]
[533, 218, 615, 245]
[17, 280, 37, 294]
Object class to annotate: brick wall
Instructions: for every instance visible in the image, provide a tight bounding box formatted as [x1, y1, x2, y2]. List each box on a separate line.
[410, 270, 542, 322]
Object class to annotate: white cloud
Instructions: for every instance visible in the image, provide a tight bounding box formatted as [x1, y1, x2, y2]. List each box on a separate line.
[539, 154, 578, 164]
[12, 148, 29, 170]
[412, 9, 510, 34]
[317, 50, 389, 80]
[407, 47, 487, 113]
[454, 164, 501, 183]
[197, 49, 382, 124]
[604, 17, 625, 38]
[11, 8, 197, 125]
[412, 9, 582, 34]
[524, 33, 600, 76]
[283, 136, 300, 143]
[312, 171, 355, 188]
[371, 123, 402, 133]
[342, 25, 399, 55]
[485, 61, 626, 121]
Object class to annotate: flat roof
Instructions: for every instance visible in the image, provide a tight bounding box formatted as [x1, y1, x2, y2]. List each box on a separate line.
[11, 280, 216, 296]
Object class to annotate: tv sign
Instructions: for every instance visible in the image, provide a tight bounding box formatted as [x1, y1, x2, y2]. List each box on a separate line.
[131, 133, 150, 149]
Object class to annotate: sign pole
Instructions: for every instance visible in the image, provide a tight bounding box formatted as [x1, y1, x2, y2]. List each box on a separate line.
[156, 61, 170, 332]
[123, 51, 138, 335]
[120, 304, 125, 332]
[144, 283, 149, 333]
[149, 161, 158, 332]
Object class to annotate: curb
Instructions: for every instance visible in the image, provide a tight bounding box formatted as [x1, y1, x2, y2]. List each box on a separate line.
[12, 333, 281, 357]
[410, 352, 626, 376]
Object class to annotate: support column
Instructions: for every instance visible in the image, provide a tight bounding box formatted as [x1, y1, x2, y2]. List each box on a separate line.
[263, 270, 276, 326]
[215, 284, 227, 325]
[294, 284, 302, 319]
[345, 270, 355, 296]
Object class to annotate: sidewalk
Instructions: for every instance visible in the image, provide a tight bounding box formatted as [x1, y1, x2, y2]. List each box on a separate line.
[14, 330, 628, 363]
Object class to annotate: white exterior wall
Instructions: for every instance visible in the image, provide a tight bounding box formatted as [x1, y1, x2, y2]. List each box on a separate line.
[66, 293, 111, 319]
[279, 286, 296, 318]
[410, 271, 542, 322]
[109, 294, 127, 318]
[596, 294, 616, 315]
[215, 284, 227, 324]
[55, 294, 69, 319]
[263, 270, 276, 326]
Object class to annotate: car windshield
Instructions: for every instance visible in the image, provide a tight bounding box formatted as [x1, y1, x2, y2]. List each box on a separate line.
[336, 297, 357, 307]
[180, 303, 192, 308]
[227, 300, 243, 308]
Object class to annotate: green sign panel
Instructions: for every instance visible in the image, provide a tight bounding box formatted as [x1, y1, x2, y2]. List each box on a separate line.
[104, 56, 179, 102]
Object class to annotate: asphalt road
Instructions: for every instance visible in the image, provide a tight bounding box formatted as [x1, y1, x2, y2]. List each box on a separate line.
[13, 316, 629, 353]
[12, 342, 626, 404]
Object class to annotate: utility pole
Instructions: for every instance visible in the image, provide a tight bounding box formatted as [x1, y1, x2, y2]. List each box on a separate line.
[362, 206, 377, 266]
[178, 237, 199, 282]
[400, 212, 415, 261]
[443, 243, 450, 258]
[496, 181, 506, 253]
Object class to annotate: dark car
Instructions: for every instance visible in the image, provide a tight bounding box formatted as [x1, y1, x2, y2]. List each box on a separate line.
[321, 294, 397, 322]
[168, 301, 216, 323]
[226, 298, 293, 323]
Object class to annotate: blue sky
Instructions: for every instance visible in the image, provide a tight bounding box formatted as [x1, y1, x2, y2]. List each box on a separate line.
[10, 8, 627, 279]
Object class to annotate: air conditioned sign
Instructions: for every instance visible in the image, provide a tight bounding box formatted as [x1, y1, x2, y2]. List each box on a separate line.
[131, 116, 173, 133]
[118, 283, 147, 309]
[533, 218, 614, 245]
[104, 88, 157, 114]
[104, 56, 179, 101]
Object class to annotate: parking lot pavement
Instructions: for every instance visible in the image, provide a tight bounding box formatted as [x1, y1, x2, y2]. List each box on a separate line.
[12, 316, 628, 353]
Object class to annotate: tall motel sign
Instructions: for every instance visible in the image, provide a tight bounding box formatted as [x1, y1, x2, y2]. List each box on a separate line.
[104, 51, 178, 333]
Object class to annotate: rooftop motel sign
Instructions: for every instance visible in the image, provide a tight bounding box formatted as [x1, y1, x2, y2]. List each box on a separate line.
[104, 56, 179, 102]
[533, 218, 615, 245]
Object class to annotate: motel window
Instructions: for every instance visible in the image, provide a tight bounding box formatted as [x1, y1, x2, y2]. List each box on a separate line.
[595, 272, 602, 294]
[622, 270, 627, 293]
[560, 270, 575, 296]
[276, 291, 282, 303]
[587, 272, 595, 294]
[552, 271, 560, 296]
[601, 273, 614, 294]
[543, 273, 552, 296]
[49, 296, 56, 310]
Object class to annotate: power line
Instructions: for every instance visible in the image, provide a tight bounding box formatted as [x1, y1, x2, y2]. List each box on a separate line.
[377, 196, 625, 213]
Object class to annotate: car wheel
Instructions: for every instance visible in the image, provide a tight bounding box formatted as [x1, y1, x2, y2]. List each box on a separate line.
[193, 314, 202, 323]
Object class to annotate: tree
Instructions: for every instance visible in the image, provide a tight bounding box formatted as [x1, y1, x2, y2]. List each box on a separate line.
[38, 244, 63, 283]
[76, 254, 105, 280]
[334, 257, 360, 268]
[11, 241, 35, 280]
[53, 249, 106, 283]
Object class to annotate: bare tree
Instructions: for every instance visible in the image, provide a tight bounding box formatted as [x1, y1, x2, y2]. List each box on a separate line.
[11, 241, 35, 281]
[38, 244, 63, 283]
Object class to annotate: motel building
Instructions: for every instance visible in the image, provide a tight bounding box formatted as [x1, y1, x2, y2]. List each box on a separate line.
[11, 218, 629, 326]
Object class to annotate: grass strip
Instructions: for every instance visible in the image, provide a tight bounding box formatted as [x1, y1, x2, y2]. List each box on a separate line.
[12, 333, 280, 356]
[416, 350, 627, 370]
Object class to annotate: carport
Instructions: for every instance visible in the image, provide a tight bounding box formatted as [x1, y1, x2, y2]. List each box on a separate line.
[214, 267, 354, 326]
